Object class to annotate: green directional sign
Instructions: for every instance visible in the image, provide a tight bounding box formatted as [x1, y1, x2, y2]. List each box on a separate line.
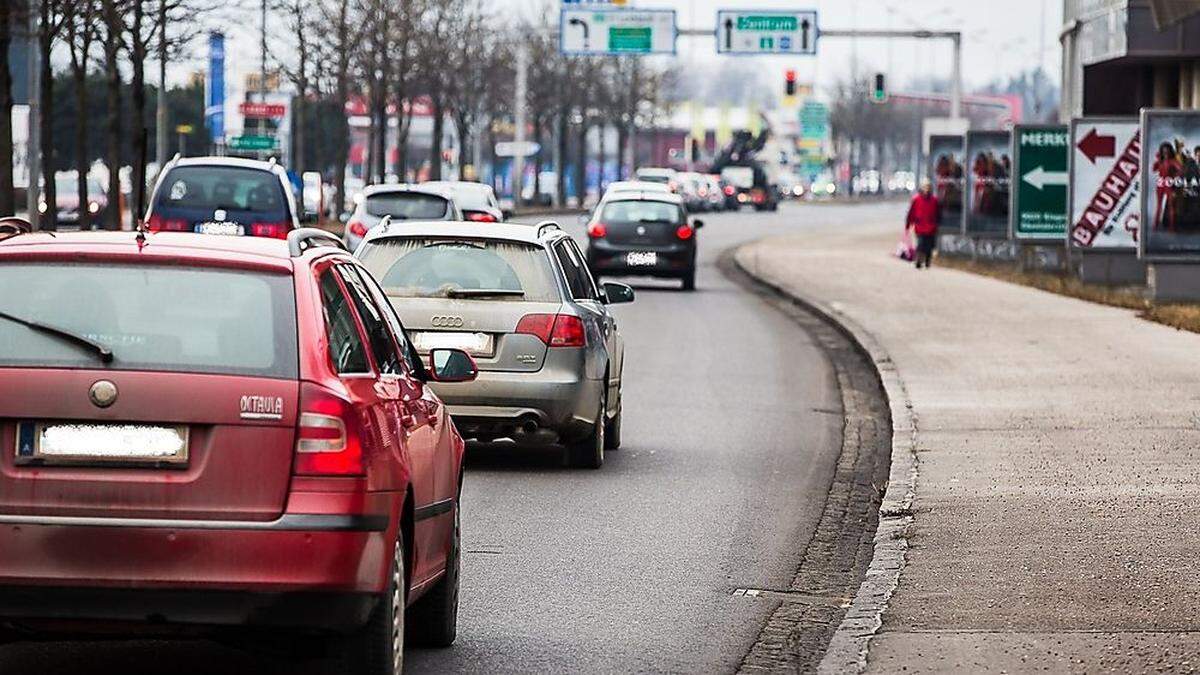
[738, 15, 798, 31]
[1012, 124, 1069, 239]
[228, 135, 277, 151]
[609, 26, 652, 52]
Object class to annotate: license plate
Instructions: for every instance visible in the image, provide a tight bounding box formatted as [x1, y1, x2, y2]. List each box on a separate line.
[409, 331, 494, 357]
[626, 251, 658, 266]
[15, 421, 189, 467]
[195, 222, 244, 236]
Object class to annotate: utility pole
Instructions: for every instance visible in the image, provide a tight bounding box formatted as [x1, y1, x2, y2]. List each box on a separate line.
[156, 0, 168, 166]
[26, 0, 40, 229]
[260, 0, 268, 140]
[513, 41, 528, 207]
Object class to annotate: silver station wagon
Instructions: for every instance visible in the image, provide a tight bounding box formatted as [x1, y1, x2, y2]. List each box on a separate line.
[356, 220, 633, 469]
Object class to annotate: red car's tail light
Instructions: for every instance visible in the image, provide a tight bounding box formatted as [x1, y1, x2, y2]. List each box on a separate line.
[587, 222, 608, 238]
[515, 313, 586, 347]
[347, 220, 368, 237]
[250, 222, 290, 239]
[294, 383, 364, 476]
[146, 213, 188, 232]
[723, 185, 735, 196]
[676, 225, 694, 240]
[466, 212, 497, 222]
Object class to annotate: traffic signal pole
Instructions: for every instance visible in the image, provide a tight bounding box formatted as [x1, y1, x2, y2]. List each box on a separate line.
[675, 27, 964, 119]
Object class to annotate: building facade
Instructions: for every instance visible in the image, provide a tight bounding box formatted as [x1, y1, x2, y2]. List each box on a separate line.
[1062, 0, 1200, 117]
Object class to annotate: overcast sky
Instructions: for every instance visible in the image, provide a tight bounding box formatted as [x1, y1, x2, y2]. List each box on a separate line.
[210, 0, 1062, 99]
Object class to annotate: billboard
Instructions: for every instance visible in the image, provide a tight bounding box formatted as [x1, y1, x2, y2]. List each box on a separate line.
[1012, 124, 1069, 239]
[964, 130, 1012, 237]
[205, 33, 225, 145]
[927, 134, 965, 234]
[1140, 109, 1200, 260]
[1069, 118, 1140, 249]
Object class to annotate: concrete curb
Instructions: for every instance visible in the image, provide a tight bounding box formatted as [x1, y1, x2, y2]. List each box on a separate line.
[733, 242, 919, 674]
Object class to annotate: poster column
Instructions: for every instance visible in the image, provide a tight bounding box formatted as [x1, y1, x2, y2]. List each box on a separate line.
[1140, 109, 1200, 300]
[1067, 117, 1144, 285]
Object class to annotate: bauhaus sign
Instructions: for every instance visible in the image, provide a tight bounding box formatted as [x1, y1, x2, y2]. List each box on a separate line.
[1068, 118, 1140, 249]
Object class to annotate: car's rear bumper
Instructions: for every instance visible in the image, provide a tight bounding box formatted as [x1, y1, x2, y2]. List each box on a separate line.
[0, 586, 377, 633]
[433, 368, 602, 441]
[588, 241, 695, 277]
[0, 502, 396, 631]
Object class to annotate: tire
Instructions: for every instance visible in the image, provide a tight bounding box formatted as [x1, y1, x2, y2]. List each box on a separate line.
[568, 388, 605, 469]
[604, 386, 622, 451]
[682, 270, 696, 291]
[331, 536, 406, 675]
[405, 499, 460, 648]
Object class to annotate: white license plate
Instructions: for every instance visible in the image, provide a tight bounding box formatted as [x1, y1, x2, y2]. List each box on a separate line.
[410, 331, 494, 357]
[626, 251, 658, 266]
[196, 222, 245, 236]
[16, 422, 189, 466]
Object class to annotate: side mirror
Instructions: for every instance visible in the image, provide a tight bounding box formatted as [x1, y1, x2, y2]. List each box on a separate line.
[428, 348, 478, 383]
[692, 219, 705, 229]
[601, 281, 635, 304]
[502, 209, 513, 221]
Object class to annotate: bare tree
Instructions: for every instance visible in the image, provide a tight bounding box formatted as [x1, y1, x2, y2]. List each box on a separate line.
[0, 0, 23, 216]
[36, 0, 69, 230]
[64, 0, 98, 229]
[99, 0, 123, 229]
[320, 0, 356, 215]
[271, 0, 320, 175]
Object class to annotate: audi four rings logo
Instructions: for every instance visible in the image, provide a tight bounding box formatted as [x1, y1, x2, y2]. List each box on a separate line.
[431, 316, 464, 328]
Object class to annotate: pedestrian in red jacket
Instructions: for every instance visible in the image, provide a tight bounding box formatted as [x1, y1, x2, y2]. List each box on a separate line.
[906, 179, 942, 269]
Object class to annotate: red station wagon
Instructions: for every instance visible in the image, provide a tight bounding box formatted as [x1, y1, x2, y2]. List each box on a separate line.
[0, 220, 475, 674]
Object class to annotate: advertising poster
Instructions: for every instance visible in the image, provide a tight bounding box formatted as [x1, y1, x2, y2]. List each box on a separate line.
[1012, 124, 1069, 239]
[927, 134, 965, 234]
[1068, 118, 1140, 249]
[1141, 110, 1200, 259]
[964, 130, 1012, 237]
[205, 33, 225, 145]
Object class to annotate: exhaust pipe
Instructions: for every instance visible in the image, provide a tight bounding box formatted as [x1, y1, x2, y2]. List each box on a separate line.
[517, 415, 539, 435]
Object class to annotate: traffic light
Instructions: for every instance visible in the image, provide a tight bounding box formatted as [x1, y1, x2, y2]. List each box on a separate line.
[785, 69, 797, 97]
[871, 73, 887, 103]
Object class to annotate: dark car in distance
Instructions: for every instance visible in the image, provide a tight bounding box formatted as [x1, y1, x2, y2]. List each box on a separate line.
[144, 156, 300, 239]
[585, 191, 703, 291]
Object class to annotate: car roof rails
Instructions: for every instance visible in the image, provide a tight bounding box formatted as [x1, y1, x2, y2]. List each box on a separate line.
[287, 227, 347, 257]
[0, 216, 33, 242]
[536, 220, 562, 238]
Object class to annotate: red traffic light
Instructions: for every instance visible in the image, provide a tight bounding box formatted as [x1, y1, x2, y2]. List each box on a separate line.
[785, 69, 797, 96]
[785, 69, 796, 83]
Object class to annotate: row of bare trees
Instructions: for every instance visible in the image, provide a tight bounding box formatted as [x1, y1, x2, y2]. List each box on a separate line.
[0, 0, 676, 224]
[271, 0, 675, 208]
[0, 0, 206, 229]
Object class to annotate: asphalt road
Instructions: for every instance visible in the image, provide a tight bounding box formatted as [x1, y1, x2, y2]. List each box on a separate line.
[0, 200, 903, 674]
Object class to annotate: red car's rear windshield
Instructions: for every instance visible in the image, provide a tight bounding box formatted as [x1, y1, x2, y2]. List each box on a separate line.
[0, 263, 298, 378]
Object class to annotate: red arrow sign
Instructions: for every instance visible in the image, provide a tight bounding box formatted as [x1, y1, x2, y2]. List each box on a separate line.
[1077, 128, 1116, 164]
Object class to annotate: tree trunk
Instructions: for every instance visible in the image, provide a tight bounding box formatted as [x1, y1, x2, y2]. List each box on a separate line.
[429, 98, 444, 181]
[597, 123, 606, 194]
[0, 0, 13, 216]
[130, 3, 147, 223]
[575, 119, 588, 209]
[531, 117, 542, 202]
[616, 124, 628, 183]
[38, 26, 55, 231]
[103, 33, 121, 230]
[556, 109, 568, 208]
[454, 114, 469, 181]
[74, 68, 90, 230]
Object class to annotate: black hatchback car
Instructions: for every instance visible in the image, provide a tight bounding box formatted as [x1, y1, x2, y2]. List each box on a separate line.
[145, 156, 299, 239]
[585, 192, 703, 291]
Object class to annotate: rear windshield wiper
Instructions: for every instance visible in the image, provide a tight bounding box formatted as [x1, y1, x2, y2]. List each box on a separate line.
[0, 310, 114, 364]
[445, 288, 525, 298]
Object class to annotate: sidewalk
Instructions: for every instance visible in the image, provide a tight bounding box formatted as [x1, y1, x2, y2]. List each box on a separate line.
[737, 213, 1200, 673]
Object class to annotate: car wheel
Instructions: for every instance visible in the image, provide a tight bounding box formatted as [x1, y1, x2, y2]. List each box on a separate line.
[682, 270, 696, 291]
[568, 388, 605, 469]
[604, 386, 622, 451]
[333, 536, 405, 675]
[405, 498, 460, 648]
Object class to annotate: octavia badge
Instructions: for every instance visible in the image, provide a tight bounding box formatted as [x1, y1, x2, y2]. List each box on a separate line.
[89, 380, 118, 408]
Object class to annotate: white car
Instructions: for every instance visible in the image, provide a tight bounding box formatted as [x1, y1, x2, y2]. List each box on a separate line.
[633, 167, 678, 192]
[344, 183, 462, 251]
[423, 180, 507, 222]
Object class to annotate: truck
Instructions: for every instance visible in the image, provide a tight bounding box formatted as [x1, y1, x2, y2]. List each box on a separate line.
[711, 128, 779, 212]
